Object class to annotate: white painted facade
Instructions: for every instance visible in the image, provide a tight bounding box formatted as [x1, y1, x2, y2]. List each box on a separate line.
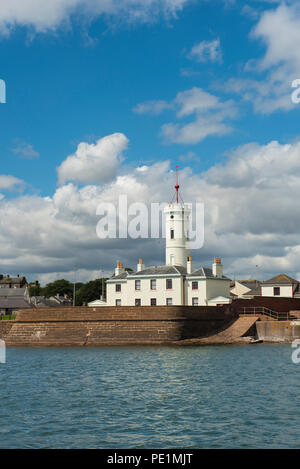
[260, 274, 300, 298]
[164, 203, 190, 267]
[261, 285, 293, 298]
[107, 272, 184, 307]
[102, 194, 231, 307]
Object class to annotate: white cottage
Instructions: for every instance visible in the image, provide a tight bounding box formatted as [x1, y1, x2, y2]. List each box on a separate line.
[104, 180, 231, 307]
[260, 274, 300, 298]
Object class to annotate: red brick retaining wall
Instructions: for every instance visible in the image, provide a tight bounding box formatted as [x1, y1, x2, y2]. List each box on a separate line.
[0, 306, 236, 346]
[232, 297, 300, 313]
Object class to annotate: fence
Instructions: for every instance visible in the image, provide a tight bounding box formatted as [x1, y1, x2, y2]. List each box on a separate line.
[238, 306, 295, 321]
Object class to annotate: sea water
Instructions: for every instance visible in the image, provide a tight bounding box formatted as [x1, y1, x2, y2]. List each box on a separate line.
[0, 344, 299, 448]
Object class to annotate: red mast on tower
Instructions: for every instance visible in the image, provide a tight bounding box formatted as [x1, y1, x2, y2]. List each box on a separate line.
[175, 165, 179, 204]
[170, 166, 184, 204]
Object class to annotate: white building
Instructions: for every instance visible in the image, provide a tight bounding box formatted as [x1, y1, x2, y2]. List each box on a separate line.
[103, 179, 231, 307]
[260, 274, 300, 298]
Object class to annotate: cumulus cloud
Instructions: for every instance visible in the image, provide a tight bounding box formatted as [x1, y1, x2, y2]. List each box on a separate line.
[188, 38, 222, 63]
[161, 87, 237, 144]
[134, 87, 237, 144]
[0, 175, 24, 191]
[224, 3, 300, 114]
[57, 133, 128, 185]
[3, 136, 300, 282]
[0, 0, 190, 36]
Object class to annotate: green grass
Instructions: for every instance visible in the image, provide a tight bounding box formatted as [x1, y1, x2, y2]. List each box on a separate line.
[0, 315, 16, 320]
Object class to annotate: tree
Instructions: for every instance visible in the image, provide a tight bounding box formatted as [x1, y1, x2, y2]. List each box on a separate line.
[75, 278, 107, 306]
[43, 279, 73, 298]
[29, 281, 42, 297]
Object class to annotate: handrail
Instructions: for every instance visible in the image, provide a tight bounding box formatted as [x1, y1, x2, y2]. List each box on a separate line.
[238, 306, 296, 321]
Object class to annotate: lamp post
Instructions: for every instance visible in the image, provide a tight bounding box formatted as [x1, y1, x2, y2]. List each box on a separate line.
[100, 269, 104, 301]
[73, 266, 76, 307]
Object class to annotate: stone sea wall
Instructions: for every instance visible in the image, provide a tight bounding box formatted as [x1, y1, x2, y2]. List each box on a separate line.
[0, 306, 235, 346]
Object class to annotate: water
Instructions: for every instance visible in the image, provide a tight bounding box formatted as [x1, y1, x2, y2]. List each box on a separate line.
[0, 344, 299, 449]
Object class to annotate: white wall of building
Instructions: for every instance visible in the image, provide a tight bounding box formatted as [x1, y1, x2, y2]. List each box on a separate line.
[186, 278, 231, 306]
[261, 285, 293, 298]
[164, 203, 190, 268]
[107, 275, 184, 306]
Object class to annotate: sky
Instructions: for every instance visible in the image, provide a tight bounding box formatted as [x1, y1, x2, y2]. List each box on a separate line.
[1, 0, 300, 284]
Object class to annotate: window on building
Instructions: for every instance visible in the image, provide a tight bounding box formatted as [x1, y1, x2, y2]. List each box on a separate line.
[135, 299, 141, 306]
[192, 281, 198, 290]
[115, 284, 121, 292]
[150, 279, 156, 290]
[274, 287, 280, 296]
[170, 229, 174, 239]
[135, 280, 141, 291]
[151, 298, 157, 306]
[115, 299, 121, 307]
[166, 279, 172, 290]
[192, 297, 199, 306]
[166, 298, 173, 306]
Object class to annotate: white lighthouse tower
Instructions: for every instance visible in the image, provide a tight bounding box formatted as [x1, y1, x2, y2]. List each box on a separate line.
[164, 167, 190, 268]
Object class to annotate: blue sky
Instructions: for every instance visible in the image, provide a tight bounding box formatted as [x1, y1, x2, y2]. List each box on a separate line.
[1, 0, 300, 283]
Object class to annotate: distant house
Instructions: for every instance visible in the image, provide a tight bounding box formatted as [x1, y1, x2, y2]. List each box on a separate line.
[261, 274, 300, 298]
[0, 287, 31, 315]
[30, 294, 72, 308]
[0, 274, 27, 289]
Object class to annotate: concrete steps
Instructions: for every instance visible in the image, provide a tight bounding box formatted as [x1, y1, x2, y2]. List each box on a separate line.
[177, 316, 259, 345]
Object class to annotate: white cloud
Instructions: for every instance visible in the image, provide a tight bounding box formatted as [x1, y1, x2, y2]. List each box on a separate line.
[133, 100, 173, 115]
[134, 87, 237, 144]
[0, 0, 190, 36]
[11, 140, 39, 159]
[3, 136, 300, 282]
[57, 132, 128, 185]
[0, 175, 24, 191]
[160, 87, 237, 144]
[224, 3, 300, 114]
[188, 38, 222, 63]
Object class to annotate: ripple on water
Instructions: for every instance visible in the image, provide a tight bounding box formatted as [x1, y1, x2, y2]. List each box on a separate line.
[0, 344, 299, 448]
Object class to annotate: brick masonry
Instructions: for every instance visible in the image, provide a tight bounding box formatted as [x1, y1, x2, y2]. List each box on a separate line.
[0, 306, 236, 346]
[232, 296, 300, 313]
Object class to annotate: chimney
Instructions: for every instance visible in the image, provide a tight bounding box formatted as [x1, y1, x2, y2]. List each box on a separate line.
[212, 257, 223, 278]
[187, 256, 194, 274]
[115, 261, 125, 276]
[137, 258, 145, 272]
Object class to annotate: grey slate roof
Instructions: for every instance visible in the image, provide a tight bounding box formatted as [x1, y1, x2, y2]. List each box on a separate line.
[109, 264, 230, 280]
[0, 287, 32, 310]
[109, 272, 129, 280]
[130, 265, 187, 276]
[238, 280, 261, 290]
[0, 288, 27, 297]
[245, 286, 261, 296]
[188, 267, 230, 280]
[0, 298, 31, 309]
[262, 274, 299, 285]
